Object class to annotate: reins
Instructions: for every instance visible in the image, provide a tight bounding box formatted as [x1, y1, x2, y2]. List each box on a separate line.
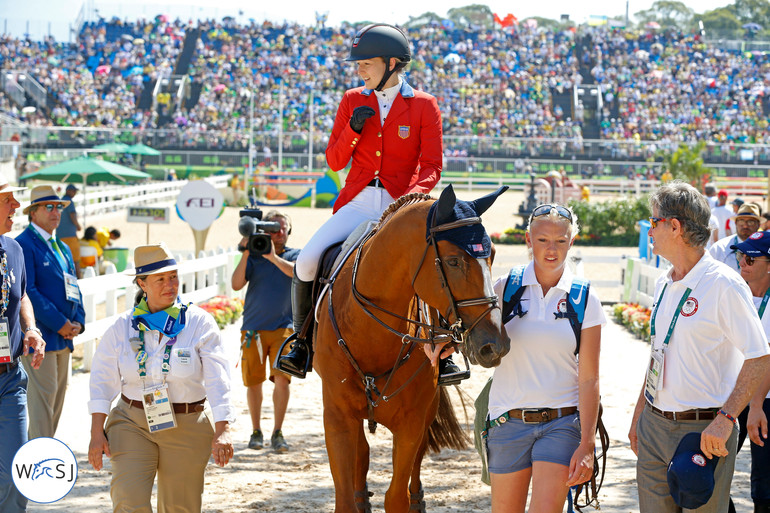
[326, 203, 501, 432]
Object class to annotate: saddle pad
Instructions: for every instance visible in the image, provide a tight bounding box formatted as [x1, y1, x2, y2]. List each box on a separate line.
[314, 220, 378, 322]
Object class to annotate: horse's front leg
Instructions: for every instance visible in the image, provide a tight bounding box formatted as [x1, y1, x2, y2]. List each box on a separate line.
[408, 392, 439, 513]
[385, 419, 429, 513]
[323, 386, 366, 513]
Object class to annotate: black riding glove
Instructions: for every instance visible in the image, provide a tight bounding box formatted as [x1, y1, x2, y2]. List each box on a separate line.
[349, 106, 376, 134]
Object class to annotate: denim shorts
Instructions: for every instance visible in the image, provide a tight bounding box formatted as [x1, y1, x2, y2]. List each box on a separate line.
[487, 412, 581, 474]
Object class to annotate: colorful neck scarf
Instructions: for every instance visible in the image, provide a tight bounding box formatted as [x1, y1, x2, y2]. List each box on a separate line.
[131, 298, 190, 337]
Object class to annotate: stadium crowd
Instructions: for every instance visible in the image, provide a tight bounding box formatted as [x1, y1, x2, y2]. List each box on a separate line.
[1, 17, 769, 153]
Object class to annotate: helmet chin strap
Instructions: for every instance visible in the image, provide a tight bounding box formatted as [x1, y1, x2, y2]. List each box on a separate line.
[374, 59, 405, 91]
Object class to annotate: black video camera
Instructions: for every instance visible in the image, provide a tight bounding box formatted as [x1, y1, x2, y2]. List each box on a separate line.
[238, 207, 280, 256]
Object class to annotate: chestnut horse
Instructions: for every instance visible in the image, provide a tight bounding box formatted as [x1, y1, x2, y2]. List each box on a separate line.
[314, 185, 511, 513]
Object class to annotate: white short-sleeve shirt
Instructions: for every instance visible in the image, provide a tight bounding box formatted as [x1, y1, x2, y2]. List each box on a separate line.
[488, 262, 606, 419]
[88, 305, 236, 423]
[754, 294, 770, 399]
[648, 253, 769, 412]
[708, 234, 743, 273]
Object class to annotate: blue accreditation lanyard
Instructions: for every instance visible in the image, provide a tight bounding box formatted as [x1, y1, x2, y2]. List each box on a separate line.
[650, 283, 692, 349]
[135, 330, 176, 380]
[759, 288, 770, 320]
[0, 251, 9, 316]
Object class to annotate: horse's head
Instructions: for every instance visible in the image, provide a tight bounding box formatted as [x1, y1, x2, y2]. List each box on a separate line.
[412, 185, 511, 367]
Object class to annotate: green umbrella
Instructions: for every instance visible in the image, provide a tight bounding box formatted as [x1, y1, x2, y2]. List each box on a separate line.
[20, 156, 152, 225]
[126, 143, 161, 156]
[92, 142, 131, 153]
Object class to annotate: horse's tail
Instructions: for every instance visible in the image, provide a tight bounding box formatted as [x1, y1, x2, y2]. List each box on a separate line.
[425, 386, 472, 453]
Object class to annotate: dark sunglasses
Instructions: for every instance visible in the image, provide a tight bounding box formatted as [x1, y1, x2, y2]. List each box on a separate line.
[41, 204, 64, 212]
[738, 252, 770, 266]
[648, 216, 678, 229]
[530, 204, 573, 224]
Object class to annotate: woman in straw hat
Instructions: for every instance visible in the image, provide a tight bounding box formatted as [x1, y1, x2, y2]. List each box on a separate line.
[87, 243, 234, 512]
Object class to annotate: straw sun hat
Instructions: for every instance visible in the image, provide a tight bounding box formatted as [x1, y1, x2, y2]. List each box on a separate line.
[22, 185, 71, 215]
[127, 242, 179, 276]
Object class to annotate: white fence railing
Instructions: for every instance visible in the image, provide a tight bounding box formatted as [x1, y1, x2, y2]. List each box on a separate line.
[11, 175, 230, 232]
[74, 247, 242, 370]
[621, 257, 669, 308]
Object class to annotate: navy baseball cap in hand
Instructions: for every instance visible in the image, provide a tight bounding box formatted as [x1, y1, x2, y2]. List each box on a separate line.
[667, 432, 719, 509]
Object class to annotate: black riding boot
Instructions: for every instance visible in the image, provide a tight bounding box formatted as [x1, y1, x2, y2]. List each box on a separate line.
[437, 354, 470, 386]
[275, 271, 314, 378]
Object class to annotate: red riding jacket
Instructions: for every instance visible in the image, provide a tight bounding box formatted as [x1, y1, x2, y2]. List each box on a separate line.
[326, 81, 443, 213]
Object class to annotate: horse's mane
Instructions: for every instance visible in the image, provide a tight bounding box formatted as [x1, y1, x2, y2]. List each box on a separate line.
[375, 192, 434, 229]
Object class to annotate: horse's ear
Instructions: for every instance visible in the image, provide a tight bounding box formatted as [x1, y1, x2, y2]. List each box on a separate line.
[434, 184, 456, 225]
[471, 186, 509, 216]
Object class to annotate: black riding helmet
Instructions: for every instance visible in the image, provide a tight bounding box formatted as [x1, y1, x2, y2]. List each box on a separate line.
[346, 24, 411, 91]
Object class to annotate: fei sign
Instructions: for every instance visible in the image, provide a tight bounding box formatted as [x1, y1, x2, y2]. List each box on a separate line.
[175, 180, 224, 231]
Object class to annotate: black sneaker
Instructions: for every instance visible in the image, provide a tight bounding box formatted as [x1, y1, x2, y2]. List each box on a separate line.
[271, 430, 289, 453]
[437, 355, 470, 386]
[248, 429, 263, 450]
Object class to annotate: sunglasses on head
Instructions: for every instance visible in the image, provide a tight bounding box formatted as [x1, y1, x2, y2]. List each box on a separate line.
[530, 204, 573, 224]
[738, 252, 769, 266]
[41, 204, 64, 212]
[648, 216, 679, 229]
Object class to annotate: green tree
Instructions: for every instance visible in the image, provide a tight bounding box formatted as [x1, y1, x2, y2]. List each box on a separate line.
[403, 12, 443, 29]
[447, 4, 495, 29]
[635, 0, 695, 28]
[700, 7, 742, 31]
[660, 142, 709, 186]
[732, 0, 770, 24]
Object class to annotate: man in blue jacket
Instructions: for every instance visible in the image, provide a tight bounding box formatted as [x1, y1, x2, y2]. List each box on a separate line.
[16, 185, 85, 439]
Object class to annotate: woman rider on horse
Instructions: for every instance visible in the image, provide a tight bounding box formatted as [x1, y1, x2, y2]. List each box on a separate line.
[276, 23, 464, 384]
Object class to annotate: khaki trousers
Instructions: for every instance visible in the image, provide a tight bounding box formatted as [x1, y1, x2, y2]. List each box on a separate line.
[21, 348, 70, 439]
[105, 399, 215, 513]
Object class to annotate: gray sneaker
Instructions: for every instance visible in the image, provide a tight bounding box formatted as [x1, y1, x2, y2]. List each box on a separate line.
[271, 430, 289, 453]
[248, 429, 263, 450]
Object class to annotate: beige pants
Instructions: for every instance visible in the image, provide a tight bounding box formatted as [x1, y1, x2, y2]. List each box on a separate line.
[22, 348, 70, 439]
[105, 399, 215, 513]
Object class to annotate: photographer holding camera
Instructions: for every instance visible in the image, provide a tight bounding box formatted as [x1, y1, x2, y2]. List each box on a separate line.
[231, 209, 299, 452]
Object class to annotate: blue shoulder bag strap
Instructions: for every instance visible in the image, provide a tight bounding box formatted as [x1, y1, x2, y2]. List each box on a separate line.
[565, 277, 590, 355]
[502, 265, 527, 324]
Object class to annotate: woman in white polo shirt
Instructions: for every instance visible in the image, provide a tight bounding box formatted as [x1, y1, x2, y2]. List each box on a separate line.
[730, 232, 770, 512]
[87, 243, 235, 512]
[486, 204, 606, 512]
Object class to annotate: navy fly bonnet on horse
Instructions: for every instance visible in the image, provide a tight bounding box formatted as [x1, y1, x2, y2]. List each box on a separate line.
[426, 185, 508, 258]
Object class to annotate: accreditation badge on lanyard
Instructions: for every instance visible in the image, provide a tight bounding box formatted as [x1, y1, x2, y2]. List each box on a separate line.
[64, 273, 80, 303]
[136, 331, 177, 432]
[644, 284, 692, 404]
[142, 383, 177, 432]
[0, 317, 12, 363]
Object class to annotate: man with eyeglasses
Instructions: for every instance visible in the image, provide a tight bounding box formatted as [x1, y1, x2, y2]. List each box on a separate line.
[15, 185, 85, 439]
[709, 203, 763, 273]
[629, 181, 770, 513]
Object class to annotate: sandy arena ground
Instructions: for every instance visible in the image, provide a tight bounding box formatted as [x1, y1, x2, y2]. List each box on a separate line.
[25, 188, 754, 512]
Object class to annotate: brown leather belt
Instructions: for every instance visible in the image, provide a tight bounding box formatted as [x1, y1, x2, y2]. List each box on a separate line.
[648, 404, 718, 421]
[0, 361, 19, 375]
[507, 406, 579, 424]
[121, 394, 205, 414]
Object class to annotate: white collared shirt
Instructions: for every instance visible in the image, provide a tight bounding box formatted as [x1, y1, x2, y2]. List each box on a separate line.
[374, 78, 402, 126]
[88, 305, 235, 423]
[648, 252, 769, 411]
[708, 233, 743, 273]
[488, 262, 606, 417]
[30, 222, 55, 253]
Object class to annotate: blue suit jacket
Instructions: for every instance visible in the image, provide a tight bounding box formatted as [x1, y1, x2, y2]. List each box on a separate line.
[16, 226, 85, 352]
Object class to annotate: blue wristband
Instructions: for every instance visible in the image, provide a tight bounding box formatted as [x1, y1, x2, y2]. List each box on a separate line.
[718, 409, 738, 426]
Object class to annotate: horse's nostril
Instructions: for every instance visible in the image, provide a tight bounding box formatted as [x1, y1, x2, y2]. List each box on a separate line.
[479, 344, 495, 358]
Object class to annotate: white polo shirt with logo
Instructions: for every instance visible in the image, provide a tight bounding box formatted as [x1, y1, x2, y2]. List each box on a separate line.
[649, 252, 769, 412]
[488, 262, 606, 419]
